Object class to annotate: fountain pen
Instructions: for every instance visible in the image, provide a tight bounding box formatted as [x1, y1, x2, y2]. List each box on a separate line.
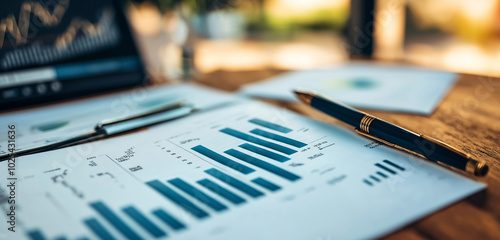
[294, 90, 489, 177]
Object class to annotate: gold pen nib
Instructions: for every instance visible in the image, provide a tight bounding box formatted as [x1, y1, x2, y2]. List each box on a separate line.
[293, 90, 314, 105]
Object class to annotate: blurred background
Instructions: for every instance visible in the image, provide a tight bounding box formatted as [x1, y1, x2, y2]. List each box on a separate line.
[126, 0, 500, 81]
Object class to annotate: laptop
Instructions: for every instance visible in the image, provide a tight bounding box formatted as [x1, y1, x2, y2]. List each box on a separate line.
[0, 0, 147, 111]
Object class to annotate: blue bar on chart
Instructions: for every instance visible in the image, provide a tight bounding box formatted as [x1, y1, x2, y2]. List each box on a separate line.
[192, 145, 255, 174]
[27, 230, 47, 240]
[370, 175, 380, 182]
[250, 129, 307, 148]
[89, 201, 143, 240]
[375, 163, 397, 175]
[363, 179, 373, 186]
[205, 168, 264, 198]
[122, 206, 166, 238]
[383, 159, 406, 171]
[248, 118, 293, 133]
[239, 143, 290, 163]
[84, 218, 117, 240]
[168, 178, 228, 212]
[146, 180, 209, 219]
[197, 179, 246, 205]
[377, 171, 388, 178]
[252, 178, 281, 191]
[220, 128, 297, 155]
[152, 209, 186, 230]
[224, 149, 301, 182]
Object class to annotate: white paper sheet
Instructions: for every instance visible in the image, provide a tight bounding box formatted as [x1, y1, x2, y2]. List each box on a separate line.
[0, 83, 234, 156]
[239, 62, 458, 115]
[0, 89, 484, 240]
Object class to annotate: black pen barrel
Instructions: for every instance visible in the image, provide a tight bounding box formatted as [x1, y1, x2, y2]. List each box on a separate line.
[369, 118, 468, 170]
[310, 95, 365, 128]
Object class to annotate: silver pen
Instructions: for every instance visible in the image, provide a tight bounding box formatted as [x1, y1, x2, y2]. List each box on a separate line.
[0, 100, 194, 161]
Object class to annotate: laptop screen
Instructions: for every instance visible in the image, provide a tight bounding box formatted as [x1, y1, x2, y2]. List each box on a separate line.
[0, 0, 146, 110]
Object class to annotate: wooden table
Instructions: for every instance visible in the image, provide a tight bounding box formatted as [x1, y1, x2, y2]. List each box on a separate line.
[194, 69, 500, 240]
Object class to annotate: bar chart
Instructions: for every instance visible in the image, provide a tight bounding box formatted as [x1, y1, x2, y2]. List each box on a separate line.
[363, 159, 406, 186]
[105, 118, 307, 239]
[190, 117, 306, 179]
[15, 115, 358, 240]
[26, 192, 191, 240]
[144, 168, 287, 222]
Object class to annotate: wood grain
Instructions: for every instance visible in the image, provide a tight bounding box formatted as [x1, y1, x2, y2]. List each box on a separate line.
[194, 69, 500, 239]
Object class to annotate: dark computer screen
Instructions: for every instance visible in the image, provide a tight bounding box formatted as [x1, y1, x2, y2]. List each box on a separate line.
[0, 0, 146, 110]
